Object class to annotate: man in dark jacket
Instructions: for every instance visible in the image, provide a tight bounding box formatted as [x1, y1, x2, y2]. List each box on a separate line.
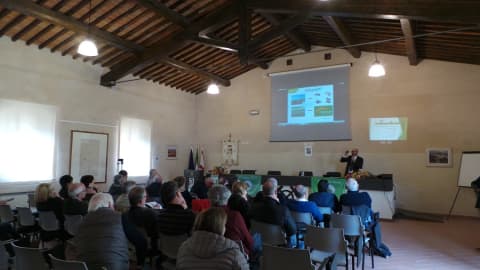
[68, 193, 129, 270]
[63, 183, 88, 216]
[340, 148, 364, 176]
[249, 178, 296, 247]
[471, 176, 480, 208]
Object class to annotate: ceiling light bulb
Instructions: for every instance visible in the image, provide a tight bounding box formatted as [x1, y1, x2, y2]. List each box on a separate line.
[368, 61, 386, 77]
[207, 83, 220, 95]
[77, 39, 98, 57]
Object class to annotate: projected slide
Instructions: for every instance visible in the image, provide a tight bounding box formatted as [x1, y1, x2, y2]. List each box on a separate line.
[369, 117, 408, 141]
[285, 85, 337, 125]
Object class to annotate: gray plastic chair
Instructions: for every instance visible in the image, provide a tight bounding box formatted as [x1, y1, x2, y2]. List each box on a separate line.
[49, 253, 88, 270]
[250, 220, 286, 246]
[38, 211, 59, 231]
[291, 211, 314, 226]
[64, 215, 83, 236]
[305, 226, 349, 270]
[0, 205, 15, 224]
[28, 194, 36, 208]
[16, 207, 39, 241]
[157, 233, 188, 270]
[262, 244, 315, 270]
[318, 207, 333, 215]
[11, 242, 49, 270]
[331, 214, 365, 269]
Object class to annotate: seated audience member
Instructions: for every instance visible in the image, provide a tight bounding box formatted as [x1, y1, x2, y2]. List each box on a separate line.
[308, 179, 340, 213]
[249, 178, 296, 247]
[119, 170, 128, 180]
[173, 176, 193, 209]
[191, 174, 213, 199]
[115, 180, 137, 213]
[146, 171, 163, 203]
[0, 200, 20, 261]
[340, 178, 372, 208]
[109, 174, 125, 201]
[227, 181, 251, 229]
[35, 183, 65, 225]
[157, 181, 196, 235]
[80, 175, 97, 201]
[68, 193, 129, 270]
[287, 185, 323, 224]
[64, 183, 88, 216]
[123, 187, 159, 268]
[147, 169, 160, 186]
[176, 207, 249, 270]
[59, 174, 73, 199]
[208, 185, 253, 257]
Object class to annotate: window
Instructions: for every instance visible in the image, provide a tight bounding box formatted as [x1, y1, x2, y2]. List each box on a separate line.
[0, 99, 56, 182]
[119, 117, 151, 177]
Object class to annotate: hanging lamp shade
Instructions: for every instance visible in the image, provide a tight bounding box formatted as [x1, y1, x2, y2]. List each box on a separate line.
[77, 39, 98, 57]
[207, 83, 220, 95]
[368, 60, 386, 77]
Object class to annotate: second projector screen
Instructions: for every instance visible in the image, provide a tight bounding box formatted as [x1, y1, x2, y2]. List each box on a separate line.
[270, 64, 351, 141]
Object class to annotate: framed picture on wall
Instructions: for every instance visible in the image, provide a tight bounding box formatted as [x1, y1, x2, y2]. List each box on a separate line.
[70, 131, 109, 183]
[167, 145, 177, 160]
[426, 148, 452, 167]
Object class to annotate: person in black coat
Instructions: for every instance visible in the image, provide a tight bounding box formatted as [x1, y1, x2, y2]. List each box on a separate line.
[340, 148, 364, 176]
[471, 176, 480, 208]
[59, 174, 73, 200]
[228, 181, 251, 229]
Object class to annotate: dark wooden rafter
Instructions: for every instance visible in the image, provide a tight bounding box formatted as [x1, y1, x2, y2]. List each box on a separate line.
[11, 0, 51, 41]
[261, 13, 311, 52]
[238, 3, 251, 65]
[400, 18, 419, 65]
[247, 11, 311, 50]
[189, 36, 239, 52]
[134, 0, 189, 28]
[0, 14, 26, 37]
[246, 0, 480, 24]
[0, 0, 143, 52]
[101, 2, 242, 87]
[323, 16, 361, 58]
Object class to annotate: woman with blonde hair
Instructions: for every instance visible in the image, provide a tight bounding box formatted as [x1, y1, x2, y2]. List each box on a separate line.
[35, 182, 64, 225]
[177, 207, 249, 270]
[227, 181, 251, 228]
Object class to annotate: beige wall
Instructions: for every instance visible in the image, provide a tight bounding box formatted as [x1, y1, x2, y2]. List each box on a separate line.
[0, 38, 196, 195]
[196, 48, 480, 217]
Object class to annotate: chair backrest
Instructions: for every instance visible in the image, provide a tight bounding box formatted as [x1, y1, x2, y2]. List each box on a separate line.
[305, 226, 347, 254]
[330, 214, 363, 237]
[341, 205, 352, 215]
[28, 193, 36, 208]
[230, 170, 242, 174]
[49, 254, 88, 270]
[38, 211, 59, 231]
[64, 215, 84, 236]
[262, 244, 314, 270]
[317, 207, 333, 215]
[16, 207, 36, 226]
[0, 204, 15, 223]
[12, 242, 49, 270]
[242, 170, 256, 175]
[350, 205, 373, 227]
[267, 170, 281, 176]
[158, 233, 188, 259]
[290, 211, 314, 226]
[250, 220, 286, 246]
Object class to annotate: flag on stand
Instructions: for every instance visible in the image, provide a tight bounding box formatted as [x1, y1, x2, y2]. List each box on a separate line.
[188, 147, 195, 170]
[194, 145, 200, 170]
[198, 147, 206, 171]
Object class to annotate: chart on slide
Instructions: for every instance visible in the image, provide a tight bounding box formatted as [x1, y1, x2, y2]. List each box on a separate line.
[287, 84, 334, 125]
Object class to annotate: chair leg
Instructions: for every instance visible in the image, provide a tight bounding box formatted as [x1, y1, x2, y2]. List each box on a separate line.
[370, 245, 374, 268]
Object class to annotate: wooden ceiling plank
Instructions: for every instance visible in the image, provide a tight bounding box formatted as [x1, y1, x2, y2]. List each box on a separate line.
[400, 18, 419, 65]
[10, 0, 50, 41]
[190, 36, 239, 52]
[238, 3, 251, 65]
[261, 13, 311, 52]
[323, 16, 361, 58]
[0, 14, 27, 37]
[163, 57, 230, 86]
[101, 2, 241, 86]
[0, 0, 143, 52]
[246, 0, 480, 24]
[135, 0, 189, 28]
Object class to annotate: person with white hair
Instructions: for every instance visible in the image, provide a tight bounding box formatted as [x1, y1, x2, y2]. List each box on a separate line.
[63, 183, 88, 216]
[68, 193, 130, 270]
[340, 178, 372, 208]
[287, 185, 323, 224]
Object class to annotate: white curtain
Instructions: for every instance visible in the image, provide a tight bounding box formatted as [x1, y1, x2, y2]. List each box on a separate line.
[119, 117, 151, 177]
[0, 99, 56, 182]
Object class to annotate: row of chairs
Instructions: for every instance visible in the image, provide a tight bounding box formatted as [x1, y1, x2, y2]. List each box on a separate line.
[229, 170, 343, 177]
[251, 213, 374, 270]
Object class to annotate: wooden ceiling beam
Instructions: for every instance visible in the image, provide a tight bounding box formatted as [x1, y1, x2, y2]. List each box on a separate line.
[190, 36, 239, 52]
[246, 0, 480, 24]
[238, 3, 251, 65]
[0, 0, 143, 52]
[0, 14, 26, 37]
[134, 0, 189, 28]
[163, 57, 230, 86]
[323, 16, 361, 58]
[101, 2, 240, 87]
[248, 12, 311, 50]
[10, 0, 50, 41]
[261, 13, 311, 52]
[400, 18, 419, 65]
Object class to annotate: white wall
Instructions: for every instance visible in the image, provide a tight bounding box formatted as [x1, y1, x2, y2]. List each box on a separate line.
[195, 48, 480, 217]
[0, 38, 196, 198]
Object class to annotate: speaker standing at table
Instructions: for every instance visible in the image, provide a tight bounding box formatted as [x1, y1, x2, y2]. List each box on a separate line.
[471, 176, 480, 208]
[340, 148, 364, 176]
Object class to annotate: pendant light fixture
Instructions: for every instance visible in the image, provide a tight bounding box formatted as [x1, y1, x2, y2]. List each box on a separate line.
[78, 0, 98, 57]
[368, 53, 386, 77]
[207, 83, 220, 95]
